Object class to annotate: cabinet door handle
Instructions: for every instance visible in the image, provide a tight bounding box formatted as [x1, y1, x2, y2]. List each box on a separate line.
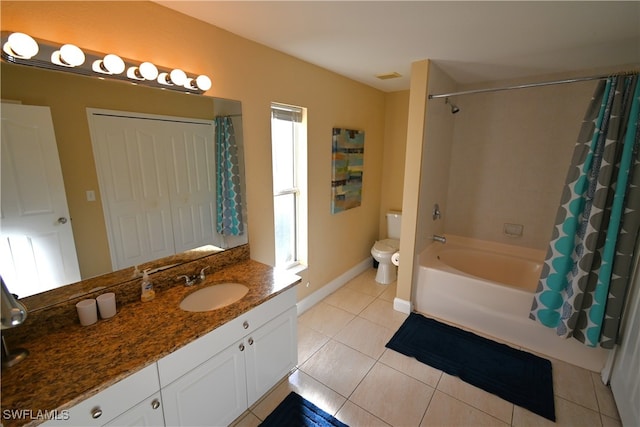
[248, 337, 254, 345]
[243, 321, 249, 329]
[91, 407, 103, 419]
[151, 399, 161, 410]
[239, 343, 245, 351]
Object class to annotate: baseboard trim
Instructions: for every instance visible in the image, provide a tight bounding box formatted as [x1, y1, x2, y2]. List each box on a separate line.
[393, 297, 412, 314]
[297, 258, 372, 315]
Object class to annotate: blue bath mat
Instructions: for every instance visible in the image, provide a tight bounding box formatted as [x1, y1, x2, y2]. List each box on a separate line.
[259, 392, 348, 427]
[386, 312, 555, 421]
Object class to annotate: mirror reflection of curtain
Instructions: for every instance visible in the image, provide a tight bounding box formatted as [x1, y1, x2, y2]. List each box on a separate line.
[215, 116, 244, 236]
[530, 74, 640, 348]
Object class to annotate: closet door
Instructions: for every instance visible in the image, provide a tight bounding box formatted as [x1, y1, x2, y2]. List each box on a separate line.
[89, 113, 175, 270]
[164, 121, 218, 253]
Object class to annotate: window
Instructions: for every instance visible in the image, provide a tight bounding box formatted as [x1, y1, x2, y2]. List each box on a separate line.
[271, 103, 307, 269]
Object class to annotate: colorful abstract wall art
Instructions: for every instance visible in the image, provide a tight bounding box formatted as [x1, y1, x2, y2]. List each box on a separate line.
[331, 128, 364, 213]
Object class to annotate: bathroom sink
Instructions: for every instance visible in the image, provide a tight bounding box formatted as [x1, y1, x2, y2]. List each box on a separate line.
[179, 283, 249, 312]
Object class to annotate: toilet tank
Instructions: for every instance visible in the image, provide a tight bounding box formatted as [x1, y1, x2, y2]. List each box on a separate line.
[386, 211, 402, 239]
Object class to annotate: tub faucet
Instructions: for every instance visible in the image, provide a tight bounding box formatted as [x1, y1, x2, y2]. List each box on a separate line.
[432, 235, 447, 244]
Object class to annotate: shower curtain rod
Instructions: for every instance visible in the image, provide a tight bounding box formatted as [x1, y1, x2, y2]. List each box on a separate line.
[428, 71, 638, 99]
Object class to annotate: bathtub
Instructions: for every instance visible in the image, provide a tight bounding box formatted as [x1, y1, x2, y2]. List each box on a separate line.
[415, 235, 608, 371]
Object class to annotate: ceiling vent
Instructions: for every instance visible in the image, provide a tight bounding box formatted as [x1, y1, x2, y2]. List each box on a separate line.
[375, 72, 402, 80]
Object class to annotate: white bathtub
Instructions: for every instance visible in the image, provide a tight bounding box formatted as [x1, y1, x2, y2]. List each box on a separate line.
[415, 235, 608, 371]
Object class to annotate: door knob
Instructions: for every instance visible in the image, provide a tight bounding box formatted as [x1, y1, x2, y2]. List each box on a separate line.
[57, 217, 68, 224]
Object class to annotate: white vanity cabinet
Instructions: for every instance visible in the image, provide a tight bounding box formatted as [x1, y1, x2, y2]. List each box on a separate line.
[159, 288, 297, 426]
[42, 363, 161, 427]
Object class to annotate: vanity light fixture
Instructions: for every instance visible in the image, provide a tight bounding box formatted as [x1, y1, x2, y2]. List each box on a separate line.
[2, 32, 38, 59]
[1, 31, 212, 94]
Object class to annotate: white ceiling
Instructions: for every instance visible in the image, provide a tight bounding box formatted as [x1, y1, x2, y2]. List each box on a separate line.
[155, 1, 640, 92]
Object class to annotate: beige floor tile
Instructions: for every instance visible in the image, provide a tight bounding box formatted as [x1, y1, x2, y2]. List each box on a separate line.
[335, 400, 391, 427]
[601, 414, 623, 427]
[551, 358, 599, 411]
[323, 286, 376, 315]
[379, 348, 442, 388]
[298, 302, 355, 337]
[292, 269, 618, 427]
[351, 362, 435, 427]
[512, 396, 601, 427]
[250, 369, 346, 420]
[421, 390, 509, 427]
[591, 372, 620, 420]
[359, 298, 408, 331]
[231, 411, 260, 427]
[379, 282, 397, 302]
[300, 339, 376, 397]
[344, 268, 388, 297]
[298, 324, 330, 365]
[437, 373, 514, 424]
[333, 316, 395, 359]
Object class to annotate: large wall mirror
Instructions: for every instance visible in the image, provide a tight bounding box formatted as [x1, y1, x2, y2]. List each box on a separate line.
[0, 61, 248, 309]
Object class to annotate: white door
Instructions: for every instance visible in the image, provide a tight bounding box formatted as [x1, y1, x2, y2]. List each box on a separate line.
[161, 342, 247, 426]
[0, 103, 81, 298]
[89, 114, 175, 270]
[610, 257, 640, 426]
[88, 111, 218, 271]
[164, 121, 217, 253]
[244, 307, 298, 406]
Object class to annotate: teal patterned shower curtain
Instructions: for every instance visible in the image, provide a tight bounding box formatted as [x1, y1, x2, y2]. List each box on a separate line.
[530, 74, 640, 348]
[215, 116, 244, 236]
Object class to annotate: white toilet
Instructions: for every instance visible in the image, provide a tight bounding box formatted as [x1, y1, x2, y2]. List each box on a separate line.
[371, 211, 402, 284]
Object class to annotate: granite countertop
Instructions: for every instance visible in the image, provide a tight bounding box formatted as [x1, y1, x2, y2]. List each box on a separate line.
[1, 259, 300, 427]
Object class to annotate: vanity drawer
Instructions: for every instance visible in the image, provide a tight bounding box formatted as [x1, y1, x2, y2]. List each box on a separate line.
[43, 363, 160, 426]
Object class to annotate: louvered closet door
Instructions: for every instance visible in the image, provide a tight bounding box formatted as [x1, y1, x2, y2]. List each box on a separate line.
[89, 114, 175, 270]
[164, 121, 217, 253]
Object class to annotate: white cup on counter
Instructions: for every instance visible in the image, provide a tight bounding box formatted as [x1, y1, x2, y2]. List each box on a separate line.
[97, 292, 117, 319]
[76, 299, 98, 326]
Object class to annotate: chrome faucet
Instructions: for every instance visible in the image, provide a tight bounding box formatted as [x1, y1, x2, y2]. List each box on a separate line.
[177, 266, 210, 286]
[432, 234, 447, 244]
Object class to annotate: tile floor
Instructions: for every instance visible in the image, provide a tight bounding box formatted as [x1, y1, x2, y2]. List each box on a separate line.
[233, 268, 622, 427]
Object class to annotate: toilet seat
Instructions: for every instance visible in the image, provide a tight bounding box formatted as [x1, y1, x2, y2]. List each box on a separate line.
[372, 238, 399, 254]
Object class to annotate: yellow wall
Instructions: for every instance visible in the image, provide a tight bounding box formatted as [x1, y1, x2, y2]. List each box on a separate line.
[379, 91, 409, 237]
[1, 1, 391, 301]
[396, 60, 429, 305]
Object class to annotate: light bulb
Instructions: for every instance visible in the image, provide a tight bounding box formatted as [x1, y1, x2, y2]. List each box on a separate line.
[139, 62, 158, 80]
[196, 75, 212, 91]
[184, 78, 197, 90]
[157, 72, 171, 86]
[103, 54, 125, 74]
[169, 69, 187, 86]
[52, 44, 85, 67]
[3, 32, 39, 59]
[93, 54, 125, 75]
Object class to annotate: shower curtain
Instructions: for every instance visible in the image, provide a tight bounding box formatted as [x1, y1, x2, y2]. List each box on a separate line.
[530, 74, 640, 348]
[215, 116, 244, 236]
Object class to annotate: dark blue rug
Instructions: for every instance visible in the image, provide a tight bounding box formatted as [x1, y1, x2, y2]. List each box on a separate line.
[260, 392, 348, 427]
[386, 312, 555, 421]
